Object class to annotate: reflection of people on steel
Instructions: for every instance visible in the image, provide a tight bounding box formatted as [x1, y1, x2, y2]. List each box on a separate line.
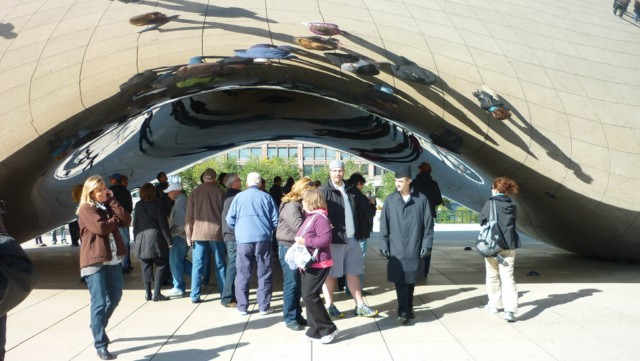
[234, 44, 296, 62]
[473, 88, 512, 121]
[324, 53, 380, 75]
[175, 59, 247, 88]
[129, 12, 170, 30]
[391, 56, 437, 85]
[139, 112, 154, 154]
[295, 36, 340, 51]
[305, 21, 342, 36]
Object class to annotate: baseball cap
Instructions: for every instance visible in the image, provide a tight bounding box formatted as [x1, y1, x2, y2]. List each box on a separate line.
[163, 183, 183, 193]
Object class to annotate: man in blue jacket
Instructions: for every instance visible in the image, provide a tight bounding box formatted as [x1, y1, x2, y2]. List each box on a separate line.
[226, 172, 279, 316]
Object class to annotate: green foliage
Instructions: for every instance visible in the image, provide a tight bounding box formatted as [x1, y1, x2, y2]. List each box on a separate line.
[435, 206, 478, 224]
[378, 171, 397, 201]
[308, 160, 368, 186]
[308, 164, 329, 184]
[240, 157, 300, 189]
[179, 156, 299, 192]
[179, 156, 239, 192]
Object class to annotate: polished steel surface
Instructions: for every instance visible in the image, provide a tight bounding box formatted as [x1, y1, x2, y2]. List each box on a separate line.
[1, 0, 639, 260]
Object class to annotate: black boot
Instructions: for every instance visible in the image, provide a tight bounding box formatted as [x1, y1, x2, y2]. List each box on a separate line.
[152, 281, 168, 301]
[144, 282, 152, 301]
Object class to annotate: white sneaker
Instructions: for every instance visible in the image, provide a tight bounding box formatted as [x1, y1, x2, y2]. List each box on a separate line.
[166, 288, 184, 297]
[320, 329, 339, 344]
[484, 305, 499, 314]
[260, 309, 273, 316]
[503, 311, 516, 322]
[238, 309, 248, 316]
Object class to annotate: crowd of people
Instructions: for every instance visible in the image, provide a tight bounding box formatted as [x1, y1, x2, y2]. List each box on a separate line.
[25, 160, 520, 360]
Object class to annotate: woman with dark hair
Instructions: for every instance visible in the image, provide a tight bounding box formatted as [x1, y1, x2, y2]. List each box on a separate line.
[133, 183, 173, 301]
[275, 177, 315, 331]
[480, 176, 520, 322]
[282, 176, 295, 194]
[77, 175, 131, 360]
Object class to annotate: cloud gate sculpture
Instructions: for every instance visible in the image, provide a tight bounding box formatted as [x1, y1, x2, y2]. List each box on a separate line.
[0, 0, 639, 260]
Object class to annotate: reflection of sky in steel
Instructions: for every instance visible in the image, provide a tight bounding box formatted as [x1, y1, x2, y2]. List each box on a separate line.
[417, 136, 483, 185]
[53, 114, 146, 180]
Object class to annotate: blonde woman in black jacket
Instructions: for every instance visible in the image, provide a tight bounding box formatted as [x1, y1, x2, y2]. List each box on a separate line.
[479, 176, 520, 322]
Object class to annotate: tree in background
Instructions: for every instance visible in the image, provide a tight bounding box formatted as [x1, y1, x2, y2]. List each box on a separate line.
[239, 157, 299, 190]
[308, 160, 367, 186]
[179, 156, 299, 192]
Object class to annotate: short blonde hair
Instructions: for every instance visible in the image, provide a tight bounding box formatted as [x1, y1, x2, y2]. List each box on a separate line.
[301, 188, 327, 211]
[77, 175, 106, 214]
[281, 177, 314, 203]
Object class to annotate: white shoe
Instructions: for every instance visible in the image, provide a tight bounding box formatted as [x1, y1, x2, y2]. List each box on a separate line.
[166, 288, 184, 297]
[320, 329, 339, 344]
[237, 309, 248, 316]
[260, 309, 273, 316]
[503, 311, 516, 322]
[484, 305, 499, 314]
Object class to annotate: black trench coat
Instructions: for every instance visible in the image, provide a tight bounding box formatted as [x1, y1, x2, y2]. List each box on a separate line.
[379, 191, 434, 284]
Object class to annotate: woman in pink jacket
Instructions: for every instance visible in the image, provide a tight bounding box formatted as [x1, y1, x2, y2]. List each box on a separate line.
[295, 188, 338, 344]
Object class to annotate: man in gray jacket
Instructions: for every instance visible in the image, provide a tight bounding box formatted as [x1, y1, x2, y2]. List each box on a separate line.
[165, 183, 192, 297]
[221, 173, 242, 308]
[379, 165, 434, 324]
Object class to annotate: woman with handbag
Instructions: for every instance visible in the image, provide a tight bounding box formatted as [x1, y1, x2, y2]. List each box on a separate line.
[479, 176, 520, 322]
[276, 177, 315, 331]
[133, 183, 173, 301]
[77, 175, 131, 360]
[295, 188, 338, 344]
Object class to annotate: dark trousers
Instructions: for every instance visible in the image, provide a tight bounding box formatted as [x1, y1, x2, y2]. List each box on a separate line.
[140, 257, 168, 284]
[0, 314, 6, 361]
[302, 267, 337, 339]
[221, 239, 237, 305]
[394, 282, 415, 316]
[68, 220, 80, 245]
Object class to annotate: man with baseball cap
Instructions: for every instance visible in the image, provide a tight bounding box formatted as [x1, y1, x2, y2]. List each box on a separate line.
[185, 168, 227, 303]
[164, 183, 192, 297]
[319, 160, 378, 319]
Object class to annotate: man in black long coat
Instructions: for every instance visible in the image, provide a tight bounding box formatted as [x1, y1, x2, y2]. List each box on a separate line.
[412, 162, 442, 278]
[379, 165, 434, 324]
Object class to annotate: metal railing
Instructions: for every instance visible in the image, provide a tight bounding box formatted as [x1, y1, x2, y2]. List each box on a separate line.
[435, 209, 478, 224]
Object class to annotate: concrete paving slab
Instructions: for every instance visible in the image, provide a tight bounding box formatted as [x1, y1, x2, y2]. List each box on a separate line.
[6, 228, 640, 360]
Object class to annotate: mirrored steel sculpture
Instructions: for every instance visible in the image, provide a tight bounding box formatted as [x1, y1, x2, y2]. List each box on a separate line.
[0, 1, 639, 260]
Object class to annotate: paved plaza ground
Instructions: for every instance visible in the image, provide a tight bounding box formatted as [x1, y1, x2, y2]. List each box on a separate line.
[6, 225, 640, 361]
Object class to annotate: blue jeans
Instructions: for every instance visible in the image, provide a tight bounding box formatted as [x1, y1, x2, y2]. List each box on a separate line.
[191, 240, 226, 301]
[169, 236, 192, 292]
[85, 265, 123, 350]
[119, 227, 131, 268]
[221, 239, 237, 305]
[278, 244, 302, 325]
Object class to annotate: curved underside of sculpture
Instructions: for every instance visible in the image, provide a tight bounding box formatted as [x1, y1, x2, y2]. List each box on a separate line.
[0, 1, 639, 260]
